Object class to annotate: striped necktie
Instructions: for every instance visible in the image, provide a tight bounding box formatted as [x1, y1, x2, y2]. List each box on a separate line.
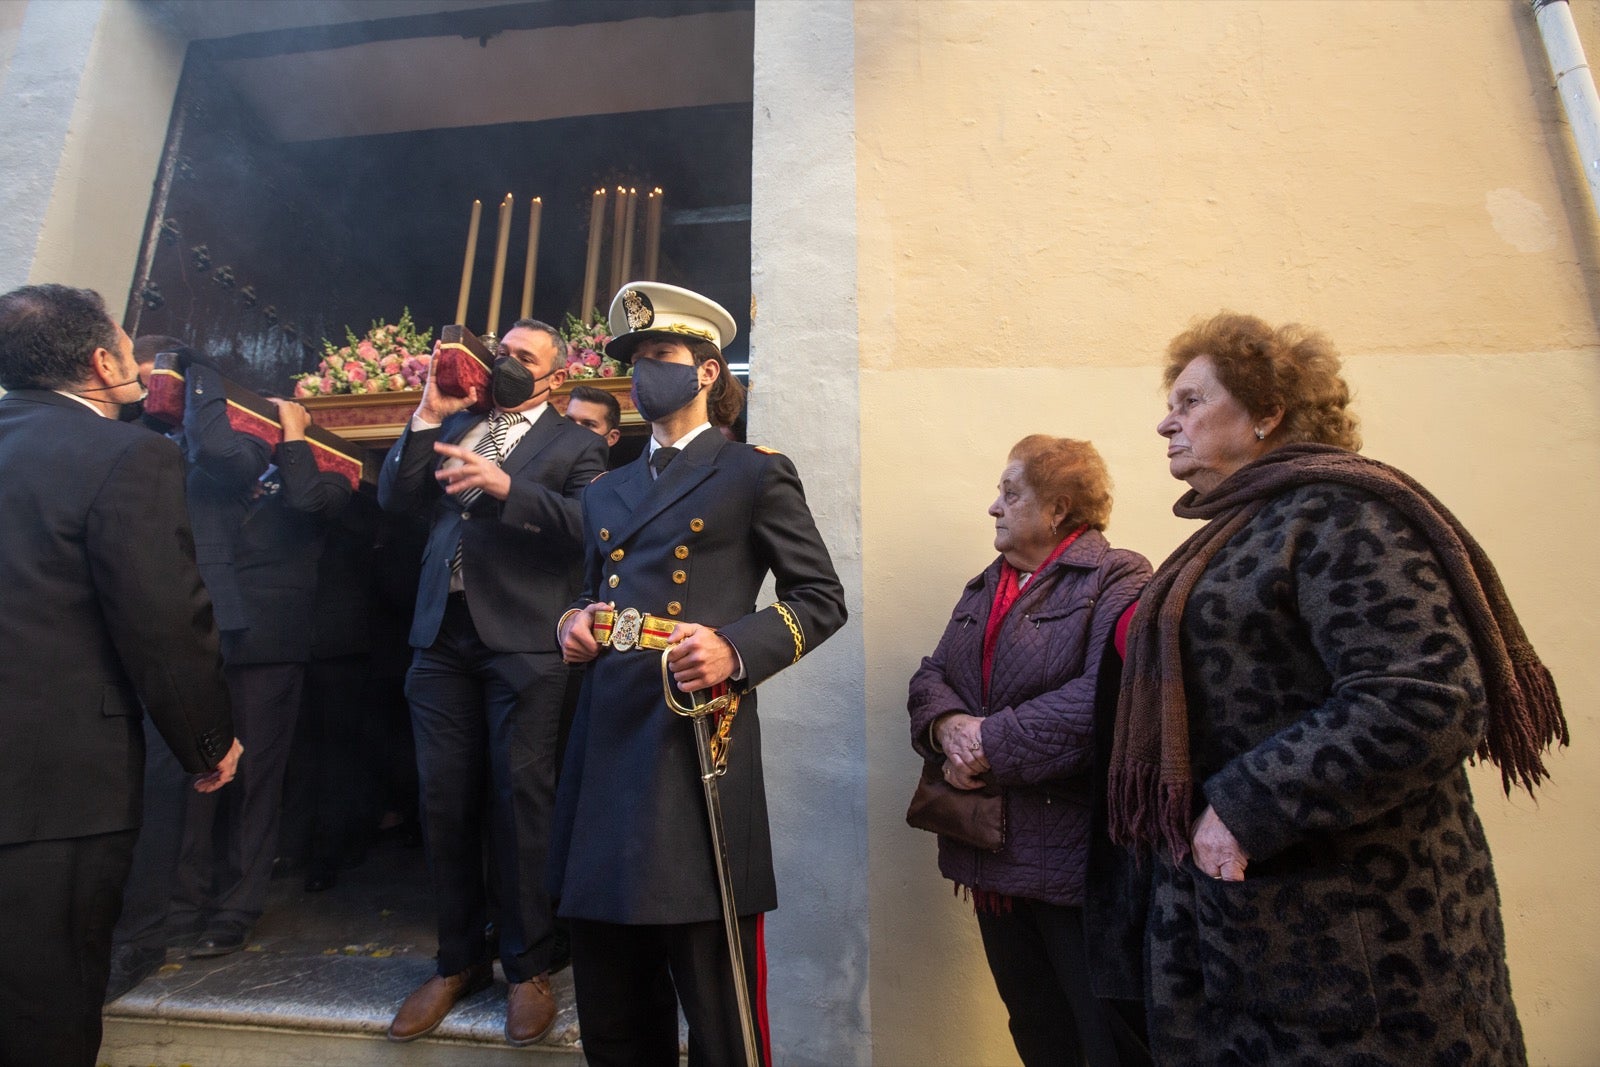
[451, 409, 524, 573]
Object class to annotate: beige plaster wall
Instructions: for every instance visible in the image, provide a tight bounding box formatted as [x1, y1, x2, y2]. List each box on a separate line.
[857, 3, 1600, 1065]
[27, 0, 183, 306]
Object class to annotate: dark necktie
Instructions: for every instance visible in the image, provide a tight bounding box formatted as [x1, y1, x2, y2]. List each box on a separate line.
[650, 446, 680, 479]
[452, 410, 525, 573]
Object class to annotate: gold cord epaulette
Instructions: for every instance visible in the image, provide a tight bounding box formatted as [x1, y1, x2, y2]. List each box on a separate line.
[774, 602, 804, 665]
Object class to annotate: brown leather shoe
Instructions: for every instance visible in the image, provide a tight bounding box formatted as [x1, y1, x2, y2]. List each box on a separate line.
[504, 972, 556, 1046]
[387, 962, 493, 1042]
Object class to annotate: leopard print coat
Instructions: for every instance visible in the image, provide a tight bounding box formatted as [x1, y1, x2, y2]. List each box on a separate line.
[1145, 482, 1525, 1066]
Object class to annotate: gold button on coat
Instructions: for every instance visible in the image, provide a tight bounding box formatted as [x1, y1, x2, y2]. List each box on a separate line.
[672, 570, 687, 584]
[674, 545, 689, 560]
[610, 548, 625, 562]
[667, 602, 682, 616]
[600, 528, 610, 541]
[607, 574, 620, 588]
[690, 518, 705, 532]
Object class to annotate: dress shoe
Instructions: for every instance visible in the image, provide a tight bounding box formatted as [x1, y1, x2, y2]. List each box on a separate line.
[269, 855, 305, 880]
[505, 973, 556, 1046]
[303, 860, 337, 893]
[104, 944, 166, 1003]
[189, 923, 250, 959]
[163, 909, 207, 948]
[388, 962, 493, 1042]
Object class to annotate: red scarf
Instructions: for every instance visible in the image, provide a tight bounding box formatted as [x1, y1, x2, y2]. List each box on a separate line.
[981, 526, 1086, 701]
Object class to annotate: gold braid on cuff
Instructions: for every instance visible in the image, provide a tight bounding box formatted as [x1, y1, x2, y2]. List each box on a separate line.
[774, 602, 804, 665]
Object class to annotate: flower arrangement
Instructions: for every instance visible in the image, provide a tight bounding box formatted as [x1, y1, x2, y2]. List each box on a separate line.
[293, 309, 434, 397]
[560, 310, 627, 380]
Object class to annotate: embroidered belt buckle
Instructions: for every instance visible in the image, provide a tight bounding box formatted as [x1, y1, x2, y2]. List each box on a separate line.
[610, 607, 644, 652]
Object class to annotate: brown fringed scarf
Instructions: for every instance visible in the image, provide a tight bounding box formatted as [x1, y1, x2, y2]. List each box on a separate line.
[1107, 443, 1568, 863]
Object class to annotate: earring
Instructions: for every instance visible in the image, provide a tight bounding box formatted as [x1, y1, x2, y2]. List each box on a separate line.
[1254, 427, 1266, 441]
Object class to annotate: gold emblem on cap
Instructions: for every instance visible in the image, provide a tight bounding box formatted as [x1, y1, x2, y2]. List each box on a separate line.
[674, 545, 689, 559]
[610, 548, 624, 562]
[666, 601, 682, 616]
[689, 518, 704, 532]
[622, 289, 654, 330]
[607, 574, 620, 589]
[672, 570, 687, 584]
[600, 528, 610, 541]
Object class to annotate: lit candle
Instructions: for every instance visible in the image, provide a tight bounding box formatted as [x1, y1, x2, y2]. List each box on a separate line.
[520, 197, 542, 320]
[644, 187, 663, 280]
[455, 199, 482, 325]
[620, 188, 638, 287]
[607, 185, 628, 297]
[581, 188, 606, 317]
[486, 193, 513, 337]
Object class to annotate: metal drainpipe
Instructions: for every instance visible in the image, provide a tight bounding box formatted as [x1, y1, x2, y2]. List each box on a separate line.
[1534, 0, 1600, 219]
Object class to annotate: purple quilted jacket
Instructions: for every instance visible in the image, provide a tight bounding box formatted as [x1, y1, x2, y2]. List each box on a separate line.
[908, 529, 1150, 906]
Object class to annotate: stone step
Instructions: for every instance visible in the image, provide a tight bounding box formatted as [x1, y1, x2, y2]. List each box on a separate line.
[102, 950, 582, 1066]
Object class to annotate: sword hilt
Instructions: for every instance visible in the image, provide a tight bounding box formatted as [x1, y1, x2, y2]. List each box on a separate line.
[660, 647, 742, 774]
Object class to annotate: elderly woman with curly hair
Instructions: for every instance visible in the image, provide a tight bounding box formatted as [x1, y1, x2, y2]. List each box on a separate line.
[1109, 312, 1567, 1065]
[909, 434, 1152, 1067]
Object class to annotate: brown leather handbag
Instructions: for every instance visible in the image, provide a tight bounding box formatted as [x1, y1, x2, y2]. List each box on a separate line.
[905, 761, 1005, 851]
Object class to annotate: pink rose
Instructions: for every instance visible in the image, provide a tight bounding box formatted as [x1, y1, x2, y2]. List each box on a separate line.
[599, 364, 616, 378]
[363, 378, 383, 393]
[320, 376, 335, 394]
[380, 355, 402, 374]
[358, 340, 379, 360]
[583, 352, 601, 367]
[293, 380, 315, 397]
[325, 354, 345, 371]
[346, 364, 368, 383]
[387, 374, 406, 390]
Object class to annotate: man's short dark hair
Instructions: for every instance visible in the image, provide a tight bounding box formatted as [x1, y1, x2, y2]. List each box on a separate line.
[569, 383, 621, 432]
[503, 318, 565, 360]
[0, 284, 120, 390]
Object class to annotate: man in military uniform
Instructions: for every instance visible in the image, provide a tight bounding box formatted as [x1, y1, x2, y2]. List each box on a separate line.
[553, 282, 847, 1066]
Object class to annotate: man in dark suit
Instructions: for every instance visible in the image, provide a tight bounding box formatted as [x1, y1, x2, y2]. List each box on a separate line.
[554, 283, 847, 1067]
[0, 284, 240, 1067]
[379, 318, 606, 1046]
[168, 351, 353, 957]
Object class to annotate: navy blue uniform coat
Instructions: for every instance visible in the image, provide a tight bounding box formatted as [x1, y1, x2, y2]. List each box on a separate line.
[549, 430, 847, 925]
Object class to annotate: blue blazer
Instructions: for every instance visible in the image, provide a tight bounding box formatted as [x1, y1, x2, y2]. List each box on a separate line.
[377, 404, 606, 652]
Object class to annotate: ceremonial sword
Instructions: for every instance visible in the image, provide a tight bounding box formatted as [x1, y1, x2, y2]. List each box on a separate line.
[661, 650, 762, 1067]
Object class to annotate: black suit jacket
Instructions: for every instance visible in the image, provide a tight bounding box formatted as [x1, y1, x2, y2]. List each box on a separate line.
[549, 430, 847, 924]
[179, 364, 351, 664]
[0, 390, 233, 845]
[377, 404, 606, 652]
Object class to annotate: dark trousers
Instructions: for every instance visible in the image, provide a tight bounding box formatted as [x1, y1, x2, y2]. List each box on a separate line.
[0, 829, 138, 1067]
[569, 915, 770, 1067]
[976, 899, 1151, 1067]
[175, 661, 304, 928]
[280, 654, 376, 868]
[406, 595, 566, 982]
[111, 715, 189, 952]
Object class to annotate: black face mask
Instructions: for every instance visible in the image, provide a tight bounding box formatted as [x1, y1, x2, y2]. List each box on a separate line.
[117, 398, 147, 423]
[630, 357, 703, 423]
[490, 357, 555, 410]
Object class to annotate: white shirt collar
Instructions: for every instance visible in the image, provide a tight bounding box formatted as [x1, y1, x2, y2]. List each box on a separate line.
[53, 389, 109, 417]
[649, 421, 713, 457]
